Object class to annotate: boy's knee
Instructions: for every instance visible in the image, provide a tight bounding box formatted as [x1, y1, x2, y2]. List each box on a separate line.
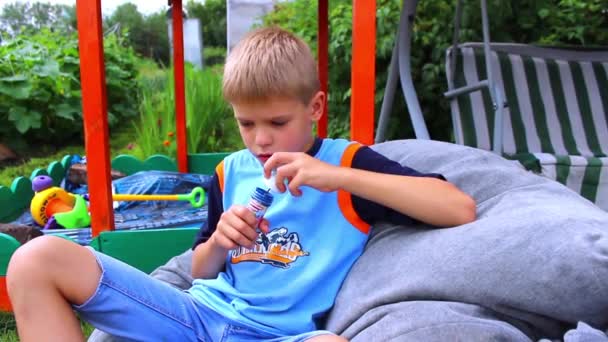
[7, 235, 68, 280]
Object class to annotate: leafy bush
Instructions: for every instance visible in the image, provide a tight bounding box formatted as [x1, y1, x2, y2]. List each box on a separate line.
[134, 64, 240, 159]
[262, 0, 607, 141]
[461, 0, 608, 46]
[104, 4, 170, 66]
[103, 33, 141, 123]
[262, 0, 402, 139]
[0, 29, 141, 152]
[187, 0, 227, 48]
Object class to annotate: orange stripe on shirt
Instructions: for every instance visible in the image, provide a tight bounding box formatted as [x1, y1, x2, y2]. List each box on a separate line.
[216, 161, 225, 193]
[337, 143, 371, 234]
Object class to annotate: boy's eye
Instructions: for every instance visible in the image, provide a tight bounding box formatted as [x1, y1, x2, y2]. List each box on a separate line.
[271, 121, 287, 127]
[239, 121, 253, 127]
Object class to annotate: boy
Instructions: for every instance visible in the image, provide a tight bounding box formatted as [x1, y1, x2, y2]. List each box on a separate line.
[7, 27, 475, 341]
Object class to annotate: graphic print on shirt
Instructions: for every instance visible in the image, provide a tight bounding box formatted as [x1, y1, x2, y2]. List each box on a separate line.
[231, 227, 309, 268]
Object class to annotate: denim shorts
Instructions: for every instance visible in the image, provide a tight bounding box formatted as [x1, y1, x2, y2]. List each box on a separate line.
[73, 247, 335, 342]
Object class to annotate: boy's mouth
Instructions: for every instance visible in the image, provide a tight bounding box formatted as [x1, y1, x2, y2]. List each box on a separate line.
[257, 153, 272, 163]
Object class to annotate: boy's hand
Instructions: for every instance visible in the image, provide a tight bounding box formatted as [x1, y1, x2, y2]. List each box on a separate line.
[211, 205, 270, 250]
[263, 152, 342, 196]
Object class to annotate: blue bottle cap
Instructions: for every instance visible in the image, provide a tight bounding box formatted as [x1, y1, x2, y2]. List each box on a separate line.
[251, 187, 274, 207]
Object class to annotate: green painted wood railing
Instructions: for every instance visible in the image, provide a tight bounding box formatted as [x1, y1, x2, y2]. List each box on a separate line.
[0, 152, 231, 224]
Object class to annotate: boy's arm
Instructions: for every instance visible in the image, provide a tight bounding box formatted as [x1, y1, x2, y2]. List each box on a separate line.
[341, 147, 476, 227]
[351, 146, 445, 226]
[191, 173, 228, 279]
[264, 147, 476, 228]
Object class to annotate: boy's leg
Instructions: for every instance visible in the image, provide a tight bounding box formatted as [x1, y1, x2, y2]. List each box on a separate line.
[7, 235, 102, 341]
[8, 236, 211, 341]
[87, 248, 194, 342]
[66, 240, 211, 340]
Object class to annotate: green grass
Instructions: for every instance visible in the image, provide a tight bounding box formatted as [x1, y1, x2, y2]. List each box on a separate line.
[1, 312, 95, 340]
[1, 313, 18, 342]
[133, 64, 241, 160]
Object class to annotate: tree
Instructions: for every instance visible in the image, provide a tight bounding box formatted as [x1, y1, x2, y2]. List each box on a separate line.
[186, 0, 226, 48]
[141, 12, 170, 66]
[105, 3, 145, 41]
[0, 1, 75, 37]
[105, 3, 171, 65]
[1, 2, 28, 35]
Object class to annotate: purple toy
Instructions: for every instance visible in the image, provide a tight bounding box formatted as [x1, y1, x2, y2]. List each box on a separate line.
[32, 175, 53, 192]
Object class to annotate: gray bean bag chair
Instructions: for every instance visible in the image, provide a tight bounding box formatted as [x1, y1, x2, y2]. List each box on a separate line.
[89, 140, 608, 341]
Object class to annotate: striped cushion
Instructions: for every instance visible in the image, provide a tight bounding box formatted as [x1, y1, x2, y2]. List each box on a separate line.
[447, 43, 608, 208]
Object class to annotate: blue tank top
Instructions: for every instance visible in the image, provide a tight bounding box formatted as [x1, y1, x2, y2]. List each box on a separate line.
[189, 138, 371, 335]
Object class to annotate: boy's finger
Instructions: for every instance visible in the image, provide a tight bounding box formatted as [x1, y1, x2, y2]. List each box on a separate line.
[288, 174, 304, 197]
[259, 219, 270, 233]
[263, 152, 294, 176]
[221, 212, 254, 239]
[223, 225, 255, 248]
[227, 215, 259, 241]
[276, 164, 299, 192]
[239, 222, 260, 242]
[212, 233, 237, 250]
[274, 173, 287, 193]
[231, 205, 257, 226]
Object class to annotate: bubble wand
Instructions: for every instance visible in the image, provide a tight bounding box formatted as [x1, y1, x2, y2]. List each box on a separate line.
[111, 187, 206, 208]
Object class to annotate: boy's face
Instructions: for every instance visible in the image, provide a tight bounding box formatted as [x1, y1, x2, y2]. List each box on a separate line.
[232, 91, 324, 165]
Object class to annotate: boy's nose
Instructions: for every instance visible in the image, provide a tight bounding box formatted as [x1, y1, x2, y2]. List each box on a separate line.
[255, 130, 272, 147]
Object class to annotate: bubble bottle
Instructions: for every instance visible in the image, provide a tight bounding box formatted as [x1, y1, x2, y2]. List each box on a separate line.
[247, 187, 274, 229]
[248, 171, 279, 218]
[246, 172, 278, 246]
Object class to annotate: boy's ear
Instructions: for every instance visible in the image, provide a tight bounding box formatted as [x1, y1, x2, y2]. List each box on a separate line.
[310, 91, 325, 122]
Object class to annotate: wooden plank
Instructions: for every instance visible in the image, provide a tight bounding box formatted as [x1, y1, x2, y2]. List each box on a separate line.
[318, 0, 329, 138]
[350, 0, 376, 145]
[172, 0, 188, 173]
[0, 185, 22, 223]
[97, 228, 198, 274]
[0, 233, 20, 276]
[0, 276, 11, 312]
[76, 0, 115, 235]
[188, 152, 231, 175]
[0, 233, 18, 312]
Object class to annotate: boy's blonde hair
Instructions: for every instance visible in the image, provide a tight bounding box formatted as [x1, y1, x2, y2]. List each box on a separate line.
[222, 27, 320, 105]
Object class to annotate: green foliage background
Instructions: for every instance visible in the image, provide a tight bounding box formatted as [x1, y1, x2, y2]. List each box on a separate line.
[0, 30, 140, 154]
[186, 0, 227, 49]
[134, 64, 239, 159]
[0, 0, 231, 157]
[103, 0, 227, 67]
[1, 0, 605, 154]
[263, 0, 607, 141]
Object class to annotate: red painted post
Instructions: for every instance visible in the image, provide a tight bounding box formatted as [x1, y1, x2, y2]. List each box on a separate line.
[0, 276, 11, 312]
[350, 0, 376, 145]
[172, 0, 188, 172]
[76, 0, 115, 235]
[318, 0, 329, 138]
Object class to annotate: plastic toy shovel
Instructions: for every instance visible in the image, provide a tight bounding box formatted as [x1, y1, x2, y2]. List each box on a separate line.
[112, 186, 206, 208]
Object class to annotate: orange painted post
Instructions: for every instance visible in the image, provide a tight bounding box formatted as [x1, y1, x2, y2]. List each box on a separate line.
[350, 0, 376, 145]
[318, 0, 329, 138]
[172, 0, 188, 172]
[76, 0, 115, 235]
[0, 277, 12, 312]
